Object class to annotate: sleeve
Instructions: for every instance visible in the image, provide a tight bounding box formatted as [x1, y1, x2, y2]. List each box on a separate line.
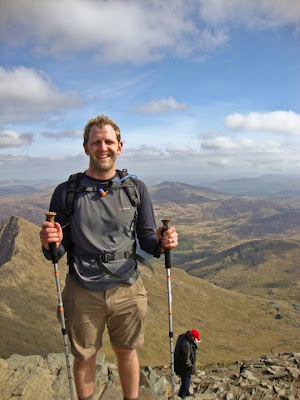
[134, 179, 158, 255]
[182, 341, 193, 369]
[42, 182, 70, 262]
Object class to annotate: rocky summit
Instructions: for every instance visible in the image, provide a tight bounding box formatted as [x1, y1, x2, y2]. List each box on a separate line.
[187, 352, 300, 399]
[0, 352, 299, 399]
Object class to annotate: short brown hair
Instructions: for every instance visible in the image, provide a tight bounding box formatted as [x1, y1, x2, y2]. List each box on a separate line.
[83, 115, 121, 144]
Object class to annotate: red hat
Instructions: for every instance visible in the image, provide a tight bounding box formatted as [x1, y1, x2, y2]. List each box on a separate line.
[190, 330, 201, 343]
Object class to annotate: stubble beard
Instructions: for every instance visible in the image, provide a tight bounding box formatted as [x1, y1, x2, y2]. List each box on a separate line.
[90, 153, 117, 176]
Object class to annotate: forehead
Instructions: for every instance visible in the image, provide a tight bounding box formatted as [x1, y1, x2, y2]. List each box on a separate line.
[89, 124, 118, 141]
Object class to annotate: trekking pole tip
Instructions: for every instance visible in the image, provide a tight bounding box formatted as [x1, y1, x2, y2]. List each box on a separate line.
[45, 211, 57, 223]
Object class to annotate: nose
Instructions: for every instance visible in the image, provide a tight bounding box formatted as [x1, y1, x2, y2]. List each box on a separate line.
[98, 140, 108, 151]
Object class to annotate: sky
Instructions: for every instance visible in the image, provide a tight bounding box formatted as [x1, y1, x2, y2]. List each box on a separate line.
[0, 0, 299, 185]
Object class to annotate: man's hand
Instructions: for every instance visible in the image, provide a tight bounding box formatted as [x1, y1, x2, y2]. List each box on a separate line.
[40, 221, 63, 250]
[156, 225, 178, 250]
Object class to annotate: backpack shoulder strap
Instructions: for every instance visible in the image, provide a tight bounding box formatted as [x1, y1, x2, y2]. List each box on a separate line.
[64, 169, 140, 216]
[117, 169, 140, 207]
[65, 172, 84, 215]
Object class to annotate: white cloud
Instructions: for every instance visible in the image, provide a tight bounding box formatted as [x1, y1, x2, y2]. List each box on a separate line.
[1, 134, 299, 181]
[224, 111, 300, 136]
[0, 130, 33, 148]
[0, 66, 84, 122]
[0, 1, 227, 63]
[137, 97, 189, 114]
[0, 153, 87, 182]
[198, 0, 300, 29]
[201, 136, 240, 150]
[201, 134, 282, 154]
[0, 1, 299, 64]
[118, 134, 298, 176]
[41, 129, 83, 139]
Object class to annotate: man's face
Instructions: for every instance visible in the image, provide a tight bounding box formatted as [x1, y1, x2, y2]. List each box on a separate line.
[83, 124, 123, 176]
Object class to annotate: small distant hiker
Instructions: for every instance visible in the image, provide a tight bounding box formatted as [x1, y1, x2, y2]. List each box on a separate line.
[174, 330, 201, 399]
[40, 114, 178, 400]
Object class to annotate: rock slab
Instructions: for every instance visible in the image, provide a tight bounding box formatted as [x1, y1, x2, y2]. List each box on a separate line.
[0, 352, 299, 399]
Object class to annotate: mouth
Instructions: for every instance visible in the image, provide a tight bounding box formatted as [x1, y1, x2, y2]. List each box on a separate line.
[97, 155, 109, 159]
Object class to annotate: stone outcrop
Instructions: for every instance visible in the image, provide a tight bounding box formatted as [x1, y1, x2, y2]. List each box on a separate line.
[185, 352, 300, 399]
[0, 352, 168, 400]
[0, 352, 299, 399]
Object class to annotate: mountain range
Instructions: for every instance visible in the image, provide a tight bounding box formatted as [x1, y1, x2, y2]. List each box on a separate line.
[187, 238, 300, 302]
[0, 173, 299, 369]
[1, 173, 299, 196]
[0, 216, 300, 369]
[204, 174, 300, 197]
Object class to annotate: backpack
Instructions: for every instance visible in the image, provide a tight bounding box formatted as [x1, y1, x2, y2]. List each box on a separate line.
[65, 168, 140, 217]
[63, 169, 155, 278]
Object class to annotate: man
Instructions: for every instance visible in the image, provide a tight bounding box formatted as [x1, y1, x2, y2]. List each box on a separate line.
[174, 330, 201, 399]
[40, 115, 178, 400]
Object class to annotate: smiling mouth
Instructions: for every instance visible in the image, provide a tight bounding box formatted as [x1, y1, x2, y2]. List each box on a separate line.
[97, 155, 109, 159]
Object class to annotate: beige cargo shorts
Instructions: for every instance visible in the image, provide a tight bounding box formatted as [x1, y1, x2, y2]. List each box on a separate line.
[62, 274, 147, 359]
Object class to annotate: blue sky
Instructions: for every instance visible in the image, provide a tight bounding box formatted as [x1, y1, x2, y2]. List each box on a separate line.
[0, 0, 299, 184]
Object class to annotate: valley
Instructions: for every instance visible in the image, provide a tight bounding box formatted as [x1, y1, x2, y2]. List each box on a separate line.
[0, 174, 299, 367]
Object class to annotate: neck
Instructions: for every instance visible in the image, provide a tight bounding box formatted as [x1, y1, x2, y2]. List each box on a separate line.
[85, 167, 116, 181]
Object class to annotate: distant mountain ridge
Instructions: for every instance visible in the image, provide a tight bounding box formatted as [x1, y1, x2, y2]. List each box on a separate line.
[211, 197, 289, 219]
[0, 179, 57, 196]
[187, 239, 300, 272]
[204, 174, 300, 196]
[148, 181, 228, 204]
[187, 238, 300, 301]
[1, 173, 299, 197]
[154, 181, 220, 194]
[232, 210, 300, 236]
[0, 178, 57, 187]
[0, 189, 53, 226]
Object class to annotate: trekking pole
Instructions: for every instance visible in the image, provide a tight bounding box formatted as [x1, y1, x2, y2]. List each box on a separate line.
[162, 219, 176, 400]
[45, 212, 75, 400]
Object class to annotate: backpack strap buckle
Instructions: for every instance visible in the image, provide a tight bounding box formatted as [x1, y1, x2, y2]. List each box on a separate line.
[100, 254, 114, 262]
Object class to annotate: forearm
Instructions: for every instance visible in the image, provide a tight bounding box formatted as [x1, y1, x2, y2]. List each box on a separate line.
[41, 182, 69, 261]
[135, 182, 158, 255]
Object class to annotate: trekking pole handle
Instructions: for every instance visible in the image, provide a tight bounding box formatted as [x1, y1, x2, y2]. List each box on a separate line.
[162, 219, 171, 232]
[45, 211, 59, 264]
[45, 211, 56, 224]
[161, 219, 171, 269]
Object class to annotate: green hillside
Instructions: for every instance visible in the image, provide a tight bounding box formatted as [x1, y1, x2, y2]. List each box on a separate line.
[187, 239, 300, 301]
[0, 217, 300, 369]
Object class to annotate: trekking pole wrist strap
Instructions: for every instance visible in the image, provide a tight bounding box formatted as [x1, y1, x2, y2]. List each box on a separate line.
[153, 239, 162, 258]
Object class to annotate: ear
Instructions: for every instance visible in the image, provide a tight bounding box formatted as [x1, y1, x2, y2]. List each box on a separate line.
[83, 142, 89, 155]
[117, 141, 123, 155]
